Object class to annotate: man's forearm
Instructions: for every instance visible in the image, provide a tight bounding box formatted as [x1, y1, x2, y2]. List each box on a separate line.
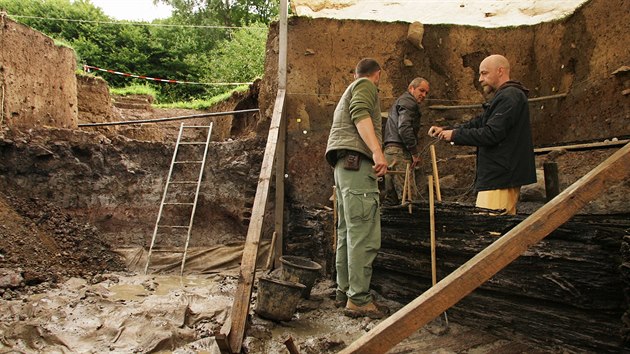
[356, 117, 382, 154]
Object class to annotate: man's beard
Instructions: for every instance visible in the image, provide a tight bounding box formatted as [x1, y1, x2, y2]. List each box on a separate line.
[482, 84, 495, 95]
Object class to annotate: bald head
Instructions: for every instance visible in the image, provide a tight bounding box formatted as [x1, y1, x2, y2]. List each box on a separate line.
[479, 54, 511, 94]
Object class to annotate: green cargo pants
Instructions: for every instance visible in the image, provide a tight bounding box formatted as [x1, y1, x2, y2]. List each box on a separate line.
[334, 154, 381, 306]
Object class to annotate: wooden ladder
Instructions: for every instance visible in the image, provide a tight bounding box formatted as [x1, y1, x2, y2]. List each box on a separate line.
[144, 122, 213, 276]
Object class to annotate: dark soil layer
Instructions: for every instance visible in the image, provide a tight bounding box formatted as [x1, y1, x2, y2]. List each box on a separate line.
[0, 192, 126, 296]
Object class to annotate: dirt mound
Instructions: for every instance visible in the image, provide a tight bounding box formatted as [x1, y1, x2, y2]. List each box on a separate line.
[0, 192, 126, 298]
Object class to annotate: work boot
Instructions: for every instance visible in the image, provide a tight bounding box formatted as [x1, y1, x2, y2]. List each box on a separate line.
[343, 300, 388, 319]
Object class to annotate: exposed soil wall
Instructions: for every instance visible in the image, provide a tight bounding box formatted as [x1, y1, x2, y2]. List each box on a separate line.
[259, 0, 630, 208]
[0, 16, 77, 129]
[0, 128, 269, 249]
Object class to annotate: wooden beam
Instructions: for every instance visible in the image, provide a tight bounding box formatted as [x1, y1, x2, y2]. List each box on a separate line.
[428, 93, 567, 110]
[225, 89, 286, 354]
[274, 109, 286, 269]
[534, 139, 630, 153]
[339, 142, 630, 354]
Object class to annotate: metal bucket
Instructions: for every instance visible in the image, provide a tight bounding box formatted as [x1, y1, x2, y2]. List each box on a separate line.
[280, 256, 322, 299]
[255, 276, 305, 321]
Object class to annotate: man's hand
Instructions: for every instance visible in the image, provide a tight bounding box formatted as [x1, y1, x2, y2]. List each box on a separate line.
[372, 150, 388, 177]
[411, 154, 422, 168]
[428, 126, 443, 137]
[438, 130, 454, 141]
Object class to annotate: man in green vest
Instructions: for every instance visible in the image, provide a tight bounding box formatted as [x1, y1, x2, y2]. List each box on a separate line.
[325, 58, 388, 319]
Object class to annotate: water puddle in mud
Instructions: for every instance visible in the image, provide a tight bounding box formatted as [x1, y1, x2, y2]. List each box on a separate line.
[107, 274, 223, 301]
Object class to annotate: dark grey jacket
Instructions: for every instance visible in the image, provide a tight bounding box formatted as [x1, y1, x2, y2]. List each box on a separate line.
[452, 81, 536, 191]
[383, 91, 421, 155]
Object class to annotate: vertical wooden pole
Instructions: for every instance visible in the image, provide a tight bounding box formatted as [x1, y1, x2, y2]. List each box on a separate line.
[401, 163, 410, 205]
[543, 161, 560, 201]
[430, 145, 442, 202]
[428, 175, 436, 285]
[273, 107, 286, 269]
[278, 0, 288, 90]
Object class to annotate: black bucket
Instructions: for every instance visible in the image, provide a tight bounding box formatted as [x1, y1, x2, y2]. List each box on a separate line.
[280, 256, 322, 299]
[255, 276, 305, 321]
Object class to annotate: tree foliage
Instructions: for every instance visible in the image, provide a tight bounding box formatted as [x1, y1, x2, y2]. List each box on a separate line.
[0, 0, 273, 102]
[157, 0, 278, 27]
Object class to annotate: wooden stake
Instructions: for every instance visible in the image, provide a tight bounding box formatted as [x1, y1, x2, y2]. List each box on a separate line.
[430, 145, 442, 202]
[428, 176, 436, 285]
[265, 231, 278, 271]
[339, 143, 630, 354]
[401, 163, 410, 205]
[284, 336, 301, 354]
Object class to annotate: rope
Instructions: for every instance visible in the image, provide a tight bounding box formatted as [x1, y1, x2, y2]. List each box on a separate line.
[83, 65, 252, 86]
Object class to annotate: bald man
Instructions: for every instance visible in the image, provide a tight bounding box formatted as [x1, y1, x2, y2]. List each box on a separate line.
[428, 55, 536, 214]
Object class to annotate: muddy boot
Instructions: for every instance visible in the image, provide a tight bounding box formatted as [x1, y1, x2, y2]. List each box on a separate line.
[343, 300, 389, 319]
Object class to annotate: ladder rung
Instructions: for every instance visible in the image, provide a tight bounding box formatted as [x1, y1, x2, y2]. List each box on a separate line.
[157, 225, 189, 229]
[182, 125, 212, 128]
[169, 181, 198, 184]
[174, 161, 203, 164]
[163, 202, 194, 205]
[179, 142, 207, 145]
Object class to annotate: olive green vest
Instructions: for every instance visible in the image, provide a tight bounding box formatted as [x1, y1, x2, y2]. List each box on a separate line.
[325, 78, 382, 166]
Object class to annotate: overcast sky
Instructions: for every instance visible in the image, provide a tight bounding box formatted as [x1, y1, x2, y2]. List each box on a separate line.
[88, 0, 173, 21]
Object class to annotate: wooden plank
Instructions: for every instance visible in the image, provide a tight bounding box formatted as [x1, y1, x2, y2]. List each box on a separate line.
[534, 139, 630, 153]
[273, 104, 286, 269]
[428, 93, 567, 110]
[339, 143, 630, 354]
[225, 89, 286, 354]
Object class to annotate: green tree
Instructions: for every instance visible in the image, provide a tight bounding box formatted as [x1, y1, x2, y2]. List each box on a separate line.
[203, 24, 267, 96]
[156, 0, 278, 27]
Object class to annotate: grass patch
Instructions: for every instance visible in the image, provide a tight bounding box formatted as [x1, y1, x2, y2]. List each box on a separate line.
[110, 84, 158, 98]
[156, 85, 250, 110]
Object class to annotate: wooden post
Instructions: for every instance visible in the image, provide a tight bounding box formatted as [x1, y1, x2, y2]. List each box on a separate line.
[543, 161, 560, 201]
[339, 143, 630, 354]
[401, 163, 410, 205]
[428, 176, 436, 285]
[430, 145, 442, 202]
[278, 0, 288, 89]
[273, 103, 287, 269]
[224, 89, 286, 354]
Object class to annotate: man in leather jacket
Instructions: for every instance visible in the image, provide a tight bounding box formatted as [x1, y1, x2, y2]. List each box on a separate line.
[383, 77, 430, 205]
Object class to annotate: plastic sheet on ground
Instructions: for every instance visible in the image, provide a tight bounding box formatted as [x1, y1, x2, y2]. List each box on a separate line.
[116, 241, 271, 274]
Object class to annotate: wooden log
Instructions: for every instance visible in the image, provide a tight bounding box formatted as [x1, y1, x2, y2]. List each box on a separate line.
[339, 143, 630, 354]
[225, 89, 286, 354]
